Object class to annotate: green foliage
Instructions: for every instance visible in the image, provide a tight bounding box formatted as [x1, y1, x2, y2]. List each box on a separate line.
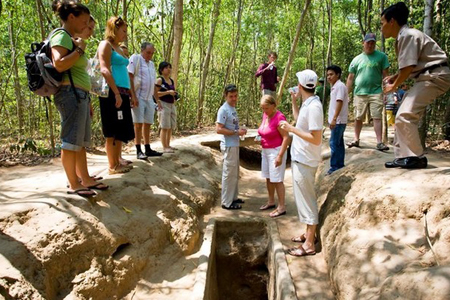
[1, 0, 449, 150]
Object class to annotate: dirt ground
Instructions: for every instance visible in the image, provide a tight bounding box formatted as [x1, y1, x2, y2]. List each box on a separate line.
[1, 126, 450, 300]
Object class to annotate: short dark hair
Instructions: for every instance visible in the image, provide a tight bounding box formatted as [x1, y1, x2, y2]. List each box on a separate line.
[158, 61, 172, 75]
[381, 2, 409, 26]
[141, 42, 154, 51]
[52, 0, 90, 21]
[224, 84, 238, 96]
[268, 51, 277, 58]
[326, 65, 342, 79]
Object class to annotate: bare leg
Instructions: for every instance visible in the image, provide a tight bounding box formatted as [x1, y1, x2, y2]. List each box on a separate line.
[373, 118, 382, 143]
[143, 123, 151, 145]
[266, 179, 276, 205]
[274, 182, 286, 212]
[75, 148, 97, 187]
[354, 119, 363, 141]
[62, 149, 84, 190]
[303, 224, 317, 252]
[106, 138, 118, 169]
[167, 129, 172, 148]
[134, 123, 143, 146]
[161, 128, 169, 149]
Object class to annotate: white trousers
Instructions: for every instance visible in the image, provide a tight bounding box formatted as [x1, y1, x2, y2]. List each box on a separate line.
[292, 161, 318, 225]
[221, 146, 239, 207]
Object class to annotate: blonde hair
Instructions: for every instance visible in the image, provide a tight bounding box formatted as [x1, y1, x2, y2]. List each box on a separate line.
[260, 95, 276, 106]
[104, 16, 127, 42]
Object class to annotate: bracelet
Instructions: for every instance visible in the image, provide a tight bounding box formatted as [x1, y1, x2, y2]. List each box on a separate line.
[75, 47, 85, 56]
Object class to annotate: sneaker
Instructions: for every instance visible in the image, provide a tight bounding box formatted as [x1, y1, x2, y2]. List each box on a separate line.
[137, 152, 147, 160]
[145, 149, 163, 157]
[346, 140, 360, 148]
[376, 142, 389, 151]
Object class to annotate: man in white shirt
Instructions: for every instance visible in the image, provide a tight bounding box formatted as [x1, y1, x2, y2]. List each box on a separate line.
[279, 70, 323, 257]
[128, 42, 162, 159]
[327, 65, 349, 175]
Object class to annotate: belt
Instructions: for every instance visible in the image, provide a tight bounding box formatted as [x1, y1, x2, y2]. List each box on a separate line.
[117, 87, 130, 95]
[415, 61, 448, 78]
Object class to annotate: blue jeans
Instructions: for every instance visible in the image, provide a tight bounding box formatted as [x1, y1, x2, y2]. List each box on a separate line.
[329, 124, 346, 172]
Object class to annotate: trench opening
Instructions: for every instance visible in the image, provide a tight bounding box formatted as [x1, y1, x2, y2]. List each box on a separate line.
[112, 242, 131, 259]
[214, 220, 269, 300]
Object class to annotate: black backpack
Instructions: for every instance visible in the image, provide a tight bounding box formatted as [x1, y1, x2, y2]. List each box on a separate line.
[25, 28, 77, 101]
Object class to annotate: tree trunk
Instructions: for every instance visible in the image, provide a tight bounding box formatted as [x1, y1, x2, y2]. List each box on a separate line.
[222, 0, 243, 88]
[8, 10, 24, 137]
[36, 0, 55, 156]
[380, 0, 388, 144]
[326, 0, 332, 66]
[171, 0, 183, 87]
[276, 0, 312, 102]
[196, 0, 222, 127]
[419, 0, 435, 147]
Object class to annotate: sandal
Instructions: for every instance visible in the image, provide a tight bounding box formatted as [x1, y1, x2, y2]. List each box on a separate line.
[233, 198, 245, 204]
[260, 203, 276, 210]
[67, 188, 96, 198]
[87, 182, 109, 191]
[109, 164, 130, 175]
[346, 140, 360, 148]
[119, 158, 133, 166]
[163, 148, 175, 153]
[269, 209, 286, 218]
[287, 245, 316, 257]
[291, 234, 306, 243]
[222, 204, 242, 210]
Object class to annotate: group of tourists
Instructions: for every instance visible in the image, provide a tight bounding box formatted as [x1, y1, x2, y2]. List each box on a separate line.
[50, 1, 178, 197]
[216, 2, 450, 257]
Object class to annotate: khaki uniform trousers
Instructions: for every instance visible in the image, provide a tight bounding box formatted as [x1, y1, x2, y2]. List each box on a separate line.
[221, 146, 239, 207]
[394, 68, 450, 158]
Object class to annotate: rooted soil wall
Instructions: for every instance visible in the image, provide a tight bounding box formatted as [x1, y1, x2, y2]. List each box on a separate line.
[317, 149, 450, 299]
[0, 146, 221, 299]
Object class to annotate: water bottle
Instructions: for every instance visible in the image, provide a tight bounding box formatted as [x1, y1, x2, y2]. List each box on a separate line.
[240, 125, 246, 141]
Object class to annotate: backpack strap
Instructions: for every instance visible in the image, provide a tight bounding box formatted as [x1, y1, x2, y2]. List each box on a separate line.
[49, 27, 80, 102]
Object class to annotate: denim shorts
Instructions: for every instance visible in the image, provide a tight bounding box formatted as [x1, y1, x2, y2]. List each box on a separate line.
[54, 85, 91, 151]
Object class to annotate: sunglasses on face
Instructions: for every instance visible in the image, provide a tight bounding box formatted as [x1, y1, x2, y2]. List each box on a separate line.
[115, 16, 124, 27]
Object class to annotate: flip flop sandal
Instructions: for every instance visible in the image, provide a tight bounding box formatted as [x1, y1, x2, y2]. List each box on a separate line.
[67, 188, 96, 198]
[269, 210, 286, 218]
[221, 204, 242, 210]
[233, 199, 245, 204]
[287, 246, 316, 257]
[291, 234, 306, 243]
[87, 182, 109, 190]
[119, 159, 133, 166]
[346, 140, 360, 148]
[260, 204, 276, 210]
[91, 175, 103, 181]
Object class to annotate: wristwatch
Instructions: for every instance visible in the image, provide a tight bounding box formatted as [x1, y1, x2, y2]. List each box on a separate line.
[75, 47, 85, 56]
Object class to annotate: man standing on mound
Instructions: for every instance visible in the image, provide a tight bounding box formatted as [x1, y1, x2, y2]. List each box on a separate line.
[381, 2, 450, 169]
[216, 84, 247, 210]
[279, 70, 323, 257]
[346, 33, 390, 151]
[128, 42, 163, 159]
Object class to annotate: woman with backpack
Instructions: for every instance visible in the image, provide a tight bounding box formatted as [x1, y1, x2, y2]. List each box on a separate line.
[155, 61, 178, 153]
[97, 16, 135, 174]
[51, 0, 108, 197]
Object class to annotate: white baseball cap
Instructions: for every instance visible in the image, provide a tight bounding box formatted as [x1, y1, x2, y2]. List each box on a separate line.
[296, 69, 318, 89]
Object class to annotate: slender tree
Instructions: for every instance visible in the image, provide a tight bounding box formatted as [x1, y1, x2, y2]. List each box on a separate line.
[197, 0, 222, 126]
[171, 0, 183, 87]
[276, 0, 312, 102]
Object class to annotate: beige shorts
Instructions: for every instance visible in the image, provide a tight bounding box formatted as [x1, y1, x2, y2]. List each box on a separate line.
[355, 94, 383, 120]
[158, 101, 177, 130]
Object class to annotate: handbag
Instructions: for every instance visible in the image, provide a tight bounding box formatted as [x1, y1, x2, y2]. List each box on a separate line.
[87, 50, 109, 97]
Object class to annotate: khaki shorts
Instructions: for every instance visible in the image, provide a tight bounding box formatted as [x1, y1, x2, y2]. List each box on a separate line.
[158, 101, 177, 130]
[355, 94, 383, 120]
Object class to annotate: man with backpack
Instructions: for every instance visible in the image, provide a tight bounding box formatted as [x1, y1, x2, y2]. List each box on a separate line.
[128, 42, 163, 159]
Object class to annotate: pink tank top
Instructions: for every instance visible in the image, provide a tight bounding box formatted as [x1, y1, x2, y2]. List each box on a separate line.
[257, 110, 286, 149]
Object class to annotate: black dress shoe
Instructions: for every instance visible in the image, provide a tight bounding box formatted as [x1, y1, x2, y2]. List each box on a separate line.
[397, 156, 428, 169]
[146, 149, 163, 157]
[385, 160, 399, 168]
[385, 156, 428, 169]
